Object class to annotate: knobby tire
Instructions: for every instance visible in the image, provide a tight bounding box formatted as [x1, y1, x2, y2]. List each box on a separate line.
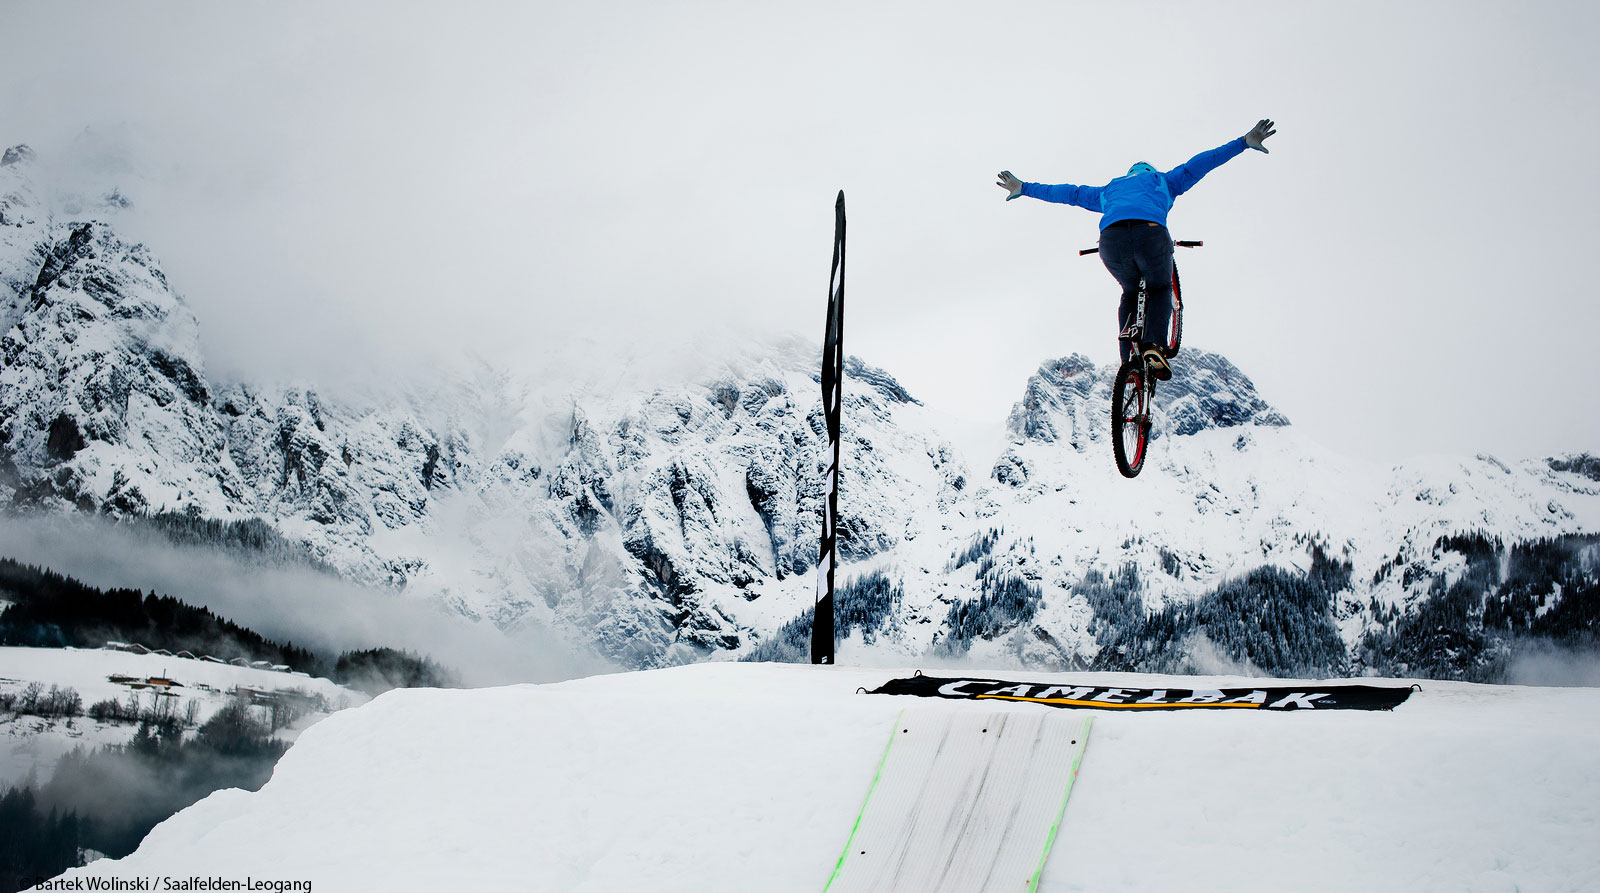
[1166, 265, 1183, 357]
[1111, 359, 1149, 478]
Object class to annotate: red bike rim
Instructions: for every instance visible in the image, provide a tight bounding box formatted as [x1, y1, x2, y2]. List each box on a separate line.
[1167, 270, 1182, 353]
[1120, 369, 1147, 468]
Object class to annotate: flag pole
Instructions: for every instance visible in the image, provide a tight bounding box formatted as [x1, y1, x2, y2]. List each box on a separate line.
[813, 190, 846, 666]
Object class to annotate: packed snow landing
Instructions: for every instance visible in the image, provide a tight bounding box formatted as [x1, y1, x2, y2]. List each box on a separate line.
[59, 662, 1600, 892]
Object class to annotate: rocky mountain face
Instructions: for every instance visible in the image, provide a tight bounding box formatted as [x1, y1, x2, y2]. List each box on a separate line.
[0, 146, 963, 666]
[992, 350, 1288, 486]
[2, 145, 1597, 677]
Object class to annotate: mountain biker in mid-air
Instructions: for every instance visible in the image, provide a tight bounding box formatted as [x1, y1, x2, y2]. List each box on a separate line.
[996, 119, 1277, 381]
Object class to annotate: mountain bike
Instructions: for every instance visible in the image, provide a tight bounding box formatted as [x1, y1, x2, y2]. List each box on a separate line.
[1079, 239, 1202, 478]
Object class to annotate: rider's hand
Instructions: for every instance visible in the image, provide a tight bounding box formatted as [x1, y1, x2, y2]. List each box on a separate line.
[996, 170, 1023, 200]
[1245, 119, 1277, 153]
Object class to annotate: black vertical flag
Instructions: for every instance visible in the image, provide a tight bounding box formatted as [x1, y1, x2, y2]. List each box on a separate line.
[813, 191, 846, 666]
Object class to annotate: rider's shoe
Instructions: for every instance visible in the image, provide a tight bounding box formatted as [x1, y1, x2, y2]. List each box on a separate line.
[1142, 346, 1172, 381]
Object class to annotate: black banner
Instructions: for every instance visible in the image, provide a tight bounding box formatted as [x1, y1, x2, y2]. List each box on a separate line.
[867, 675, 1413, 711]
[813, 191, 846, 666]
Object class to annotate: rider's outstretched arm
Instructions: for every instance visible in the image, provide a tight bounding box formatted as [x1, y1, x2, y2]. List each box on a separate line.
[1020, 181, 1105, 211]
[1164, 138, 1247, 197]
[1166, 120, 1276, 196]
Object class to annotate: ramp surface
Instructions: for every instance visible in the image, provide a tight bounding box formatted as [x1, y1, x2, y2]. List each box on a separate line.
[825, 708, 1092, 893]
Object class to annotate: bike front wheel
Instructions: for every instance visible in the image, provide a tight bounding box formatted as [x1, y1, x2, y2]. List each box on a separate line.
[1111, 359, 1150, 478]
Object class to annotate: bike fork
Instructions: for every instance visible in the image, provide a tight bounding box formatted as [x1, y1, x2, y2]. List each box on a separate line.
[1136, 358, 1152, 423]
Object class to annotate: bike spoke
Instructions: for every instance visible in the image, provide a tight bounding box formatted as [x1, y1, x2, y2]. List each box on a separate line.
[1111, 361, 1151, 478]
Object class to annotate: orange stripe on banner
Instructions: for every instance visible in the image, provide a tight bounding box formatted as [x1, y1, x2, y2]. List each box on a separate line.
[975, 695, 1263, 709]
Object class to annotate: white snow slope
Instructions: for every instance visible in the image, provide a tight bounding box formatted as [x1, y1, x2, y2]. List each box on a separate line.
[62, 662, 1600, 892]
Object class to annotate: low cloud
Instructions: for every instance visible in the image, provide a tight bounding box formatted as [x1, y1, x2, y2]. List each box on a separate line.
[0, 513, 613, 688]
[1181, 631, 1264, 677]
[1503, 639, 1600, 688]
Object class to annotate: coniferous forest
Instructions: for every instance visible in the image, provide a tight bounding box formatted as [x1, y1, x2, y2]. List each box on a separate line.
[744, 571, 905, 662]
[0, 558, 454, 688]
[1086, 534, 1597, 679]
[0, 557, 320, 671]
[749, 532, 1598, 681]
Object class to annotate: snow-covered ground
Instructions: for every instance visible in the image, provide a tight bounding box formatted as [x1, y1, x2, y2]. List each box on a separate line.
[61, 662, 1600, 892]
[0, 646, 366, 787]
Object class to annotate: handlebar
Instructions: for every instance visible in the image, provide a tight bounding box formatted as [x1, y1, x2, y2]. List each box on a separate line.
[1079, 240, 1202, 256]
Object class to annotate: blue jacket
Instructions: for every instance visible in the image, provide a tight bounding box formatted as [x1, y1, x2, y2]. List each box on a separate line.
[1020, 137, 1247, 229]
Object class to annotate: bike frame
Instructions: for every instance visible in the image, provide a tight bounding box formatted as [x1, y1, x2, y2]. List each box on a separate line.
[1081, 238, 1201, 477]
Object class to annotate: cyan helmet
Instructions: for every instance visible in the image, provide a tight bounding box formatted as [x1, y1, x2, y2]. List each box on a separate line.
[1127, 162, 1157, 175]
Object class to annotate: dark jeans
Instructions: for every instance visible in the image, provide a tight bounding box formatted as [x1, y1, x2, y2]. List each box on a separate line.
[1097, 221, 1173, 363]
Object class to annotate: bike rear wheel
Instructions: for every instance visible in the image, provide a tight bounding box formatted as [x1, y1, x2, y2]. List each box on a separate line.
[1165, 264, 1183, 357]
[1111, 359, 1150, 478]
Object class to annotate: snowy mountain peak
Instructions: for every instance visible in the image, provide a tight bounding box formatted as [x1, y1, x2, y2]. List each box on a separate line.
[1, 144, 35, 167]
[843, 355, 919, 405]
[1, 217, 220, 516]
[1548, 453, 1600, 482]
[1006, 354, 1100, 447]
[1004, 349, 1287, 453]
[0, 147, 1595, 677]
[1155, 350, 1290, 436]
[2, 146, 50, 320]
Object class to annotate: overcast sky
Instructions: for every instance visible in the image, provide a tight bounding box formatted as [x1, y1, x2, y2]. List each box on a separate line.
[4, 1, 1597, 463]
